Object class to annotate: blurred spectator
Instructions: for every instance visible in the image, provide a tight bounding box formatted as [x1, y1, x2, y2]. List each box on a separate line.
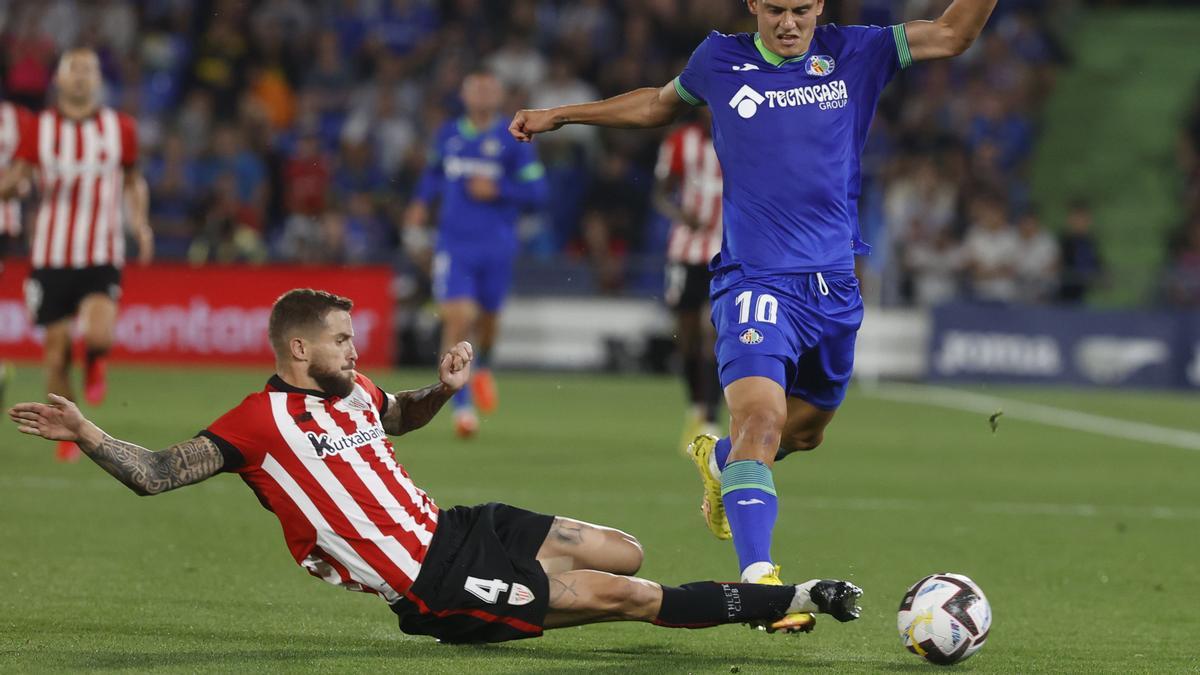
[188, 174, 267, 265]
[146, 133, 199, 242]
[190, 4, 249, 119]
[2, 6, 58, 109]
[577, 152, 649, 294]
[884, 156, 958, 243]
[486, 31, 547, 95]
[195, 125, 268, 231]
[1166, 219, 1200, 307]
[1013, 211, 1060, 303]
[1058, 200, 1105, 304]
[963, 196, 1020, 303]
[903, 219, 964, 307]
[283, 134, 331, 218]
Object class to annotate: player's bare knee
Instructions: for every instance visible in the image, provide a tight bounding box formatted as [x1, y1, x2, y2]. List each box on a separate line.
[782, 429, 824, 453]
[84, 334, 113, 354]
[731, 408, 785, 454]
[611, 530, 644, 575]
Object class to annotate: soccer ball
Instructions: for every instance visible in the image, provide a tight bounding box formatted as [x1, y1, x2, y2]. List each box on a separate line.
[897, 573, 991, 665]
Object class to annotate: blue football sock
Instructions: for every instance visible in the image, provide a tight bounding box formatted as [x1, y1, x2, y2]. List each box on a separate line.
[452, 385, 472, 410]
[721, 460, 778, 573]
[715, 436, 732, 471]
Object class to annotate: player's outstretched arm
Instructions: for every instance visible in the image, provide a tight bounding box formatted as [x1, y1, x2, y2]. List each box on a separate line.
[381, 341, 474, 436]
[904, 0, 999, 62]
[509, 82, 686, 142]
[9, 394, 224, 496]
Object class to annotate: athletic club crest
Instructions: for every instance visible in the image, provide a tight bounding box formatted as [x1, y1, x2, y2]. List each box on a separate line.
[739, 328, 764, 345]
[806, 55, 835, 77]
[508, 583, 535, 606]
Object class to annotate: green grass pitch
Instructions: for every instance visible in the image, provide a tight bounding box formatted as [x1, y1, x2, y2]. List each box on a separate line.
[2, 365, 1198, 673]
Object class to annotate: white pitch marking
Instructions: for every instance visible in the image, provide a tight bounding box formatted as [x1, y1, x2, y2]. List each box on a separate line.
[862, 382, 1200, 452]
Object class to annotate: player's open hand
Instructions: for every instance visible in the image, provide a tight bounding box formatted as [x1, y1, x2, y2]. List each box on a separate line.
[509, 109, 562, 142]
[439, 341, 474, 391]
[9, 394, 89, 442]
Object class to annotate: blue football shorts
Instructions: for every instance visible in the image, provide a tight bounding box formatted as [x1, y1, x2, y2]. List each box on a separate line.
[710, 270, 863, 410]
[432, 247, 515, 312]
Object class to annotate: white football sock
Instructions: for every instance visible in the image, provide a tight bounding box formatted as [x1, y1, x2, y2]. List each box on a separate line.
[740, 561, 776, 583]
[788, 580, 821, 614]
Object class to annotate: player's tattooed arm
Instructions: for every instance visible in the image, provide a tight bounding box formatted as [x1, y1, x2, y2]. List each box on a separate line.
[9, 394, 225, 496]
[80, 434, 225, 496]
[381, 383, 455, 436]
[381, 341, 472, 436]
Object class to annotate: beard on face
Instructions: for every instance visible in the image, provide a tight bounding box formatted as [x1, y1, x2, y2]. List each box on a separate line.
[308, 362, 355, 398]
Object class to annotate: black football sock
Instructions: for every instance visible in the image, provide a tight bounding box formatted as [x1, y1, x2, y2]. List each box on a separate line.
[653, 581, 795, 628]
[701, 358, 721, 423]
[683, 355, 702, 406]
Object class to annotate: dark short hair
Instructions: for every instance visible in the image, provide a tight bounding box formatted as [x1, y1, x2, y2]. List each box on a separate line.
[268, 289, 353, 355]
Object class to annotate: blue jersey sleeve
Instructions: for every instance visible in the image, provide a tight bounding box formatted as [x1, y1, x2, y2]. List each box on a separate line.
[674, 33, 716, 107]
[499, 139, 548, 209]
[838, 24, 913, 92]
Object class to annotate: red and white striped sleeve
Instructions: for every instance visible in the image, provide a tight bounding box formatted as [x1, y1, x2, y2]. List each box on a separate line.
[117, 112, 138, 168]
[353, 372, 390, 417]
[13, 109, 39, 165]
[200, 393, 273, 472]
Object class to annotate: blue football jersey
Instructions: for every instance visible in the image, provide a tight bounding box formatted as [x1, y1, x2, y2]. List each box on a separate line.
[675, 25, 912, 280]
[416, 116, 548, 253]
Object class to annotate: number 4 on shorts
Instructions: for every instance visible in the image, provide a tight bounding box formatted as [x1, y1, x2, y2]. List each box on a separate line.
[464, 576, 510, 603]
[464, 575, 537, 606]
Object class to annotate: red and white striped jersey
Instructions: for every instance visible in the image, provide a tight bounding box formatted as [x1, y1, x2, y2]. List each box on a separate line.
[0, 102, 30, 236]
[203, 372, 439, 604]
[655, 123, 723, 266]
[15, 106, 138, 269]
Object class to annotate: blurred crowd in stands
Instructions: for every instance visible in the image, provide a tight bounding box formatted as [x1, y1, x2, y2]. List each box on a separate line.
[0, 0, 1133, 307]
[1172, 83, 1200, 307]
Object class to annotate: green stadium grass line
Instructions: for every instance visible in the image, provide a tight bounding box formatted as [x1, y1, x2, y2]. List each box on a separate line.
[862, 382, 1200, 451]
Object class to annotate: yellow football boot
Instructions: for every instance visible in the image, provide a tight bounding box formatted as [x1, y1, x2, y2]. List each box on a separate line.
[685, 434, 731, 540]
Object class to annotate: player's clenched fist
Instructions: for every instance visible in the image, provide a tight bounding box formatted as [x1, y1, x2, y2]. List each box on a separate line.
[439, 341, 474, 391]
[509, 109, 561, 142]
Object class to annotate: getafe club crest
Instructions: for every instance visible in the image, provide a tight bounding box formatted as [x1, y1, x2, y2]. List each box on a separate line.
[481, 138, 502, 157]
[806, 55, 835, 77]
[739, 328, 764, 345]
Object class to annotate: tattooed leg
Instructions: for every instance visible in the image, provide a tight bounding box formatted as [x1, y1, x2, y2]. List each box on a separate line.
[535, 517, 644, 575]
[542, 570, 662, 628]
[542, 572, 825, 632]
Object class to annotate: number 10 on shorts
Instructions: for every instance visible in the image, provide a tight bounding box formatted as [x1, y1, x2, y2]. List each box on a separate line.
[735, 291, 778, 324]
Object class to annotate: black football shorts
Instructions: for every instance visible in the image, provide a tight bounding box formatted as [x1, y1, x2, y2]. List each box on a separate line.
[390, 502, 555, 644]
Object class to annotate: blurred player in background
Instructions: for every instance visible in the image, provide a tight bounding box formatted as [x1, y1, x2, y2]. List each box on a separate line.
[653, 109, 724, 453]
[0, 48, 152, 461]
[405, 71, 548, 439]
[8, 288, 863, 642]
[0, 99, 33, 407]
[512, 0, 997, 632]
